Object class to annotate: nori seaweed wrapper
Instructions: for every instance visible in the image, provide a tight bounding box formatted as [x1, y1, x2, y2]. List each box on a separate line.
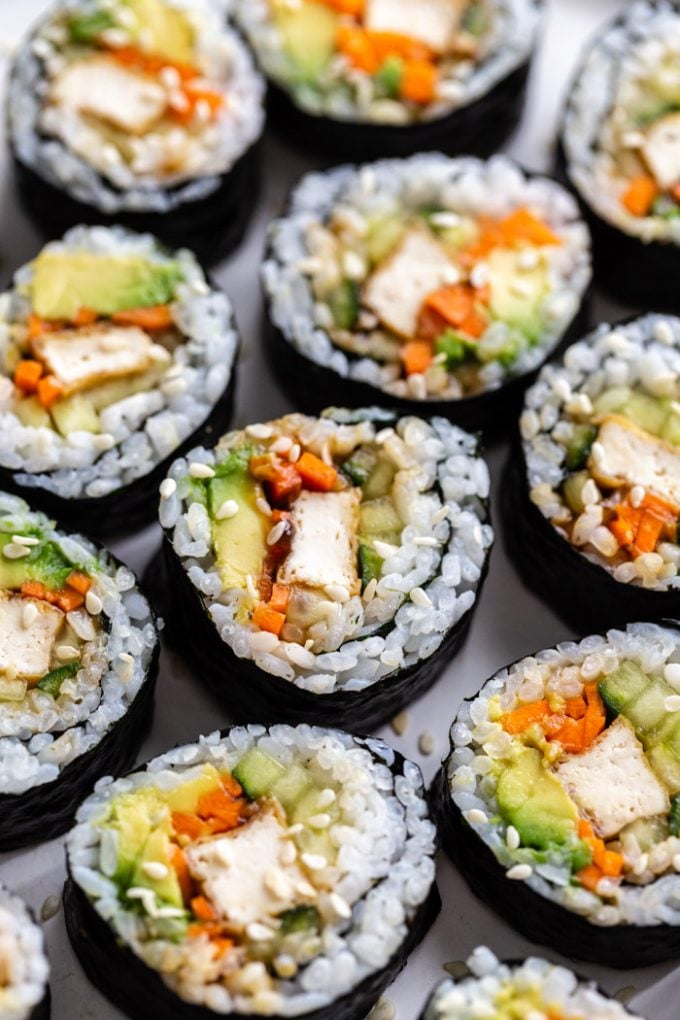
[265, 62, 531, 162]
[64, 731, 441, 1020]
[0, 542, 159, 852]
[502, 437, 680, 633]
[30, 990, 51, 1020]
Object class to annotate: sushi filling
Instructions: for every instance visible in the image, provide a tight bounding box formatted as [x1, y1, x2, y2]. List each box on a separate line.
[263, 155, 590, 401]
[161, 409, 492, 693]
[447, 622, 680, 927]
[0, 225, 238, 500]
[67, 726, 436, 1014]
[237, 0, 539, 125]
[0, 887, 49, 1020]
[0, 491, 156, 796]
[564, 0, 680, 243]
[9, 0, 264, 209]
[522, 314, 680, 591]
[422, 947, 639, 1019]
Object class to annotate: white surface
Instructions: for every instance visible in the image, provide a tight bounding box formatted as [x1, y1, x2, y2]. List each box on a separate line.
[0, 1, 676, 1018]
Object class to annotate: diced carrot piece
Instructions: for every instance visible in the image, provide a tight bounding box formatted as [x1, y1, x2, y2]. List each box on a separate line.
[296, 452, 338, 492]
[36, 375, 63, 410]
[269, 583, 291, 614]
[221, 773, 243, 799]
[13, 359, 43, 394]
[459, 308, 487, 339]
[601, 850, 624, 878]
[553, 716, 585, 753]
[578, 819, 595, 840]
[112, 305, 173, 331]
[21, 581, 46, 600]
[197, 786, 243, 823]
[66, 570, 92, 595]
[50, 588, 85, 613]
[400, 59, 437, 104]
[171, 845, 193, 904]
[72, 307, 98, 327]
[588, 835, 606, 869]
[500, 700, 551, 734]
[323, 0, 364, 12]
[543, 713, 568, 738]
[370, 31, 432, 62]
[188, 921, 223, 939]
[211, 938, 234, 959]
[184, 84, 225, 114]
[27, 313, 46, 341]
[565, 696, 587, 720]
[622, 175, 658, 217]
[632, 511, 665, 556]
[577, 864, 602, 892]
[252, 603, 286, 637]
[424, 286, 473, 328]
[337, 25, 379, 73]
[416, 306, 448, 342]
[640, 491, 679, 523]
[268, 463, 302, 505]
[583, 684, 605, 748]
[172, 811, 205, 841]
[401, 339, 433, 376]
[609, 516, 637, 547]
[190, 895, 217, 921]
[498, 208, 562, 247]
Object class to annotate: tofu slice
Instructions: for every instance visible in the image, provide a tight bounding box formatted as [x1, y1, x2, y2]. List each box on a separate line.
[185, 804, 313, 929]
[278, 489, 361, 596]
[50, 55, 167, 136]
[642, 112, 680, 191]
[364, 0, 466, 55]
[553, 717, 669, 840]
[362, 226, 456, 339]
[32, 325, 155, 396]
[589, 414, 680, 510]
[0, 593, 64, 682]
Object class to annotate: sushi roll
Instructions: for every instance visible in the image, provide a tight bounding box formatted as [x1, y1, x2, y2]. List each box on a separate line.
[419, 947, 643, 1019]
[0, 225, 239, 536]
[507, 313, 680, 633]
[0, 490, 159, 851]
[235, 0, 541, 161]
[432, 620, 680, 968]
[152, 408, 493, 730]
[0, 885, 50, 1020]
[560, 1, 680, 308]
[64, 724, 440, 1020]
[262, 155, 592, 435]
[8, 0, 265, 264]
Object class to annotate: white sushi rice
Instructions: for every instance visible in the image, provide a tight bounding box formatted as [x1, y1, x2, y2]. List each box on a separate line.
[67, 724, 437, 1016]
[0, 886, 49, 1020]
[0, 492, 157, 796]
[521, 313, 680, 592]
[446, 621, 680, 928]
[160, 409, 493, 695]
[8, 0, 265, 212]
[423, 947, 639, 1018]
[236, 0, 540, 125]
[563, 0, 680, 243]
[262, 154, 591, 401]
[0, 225, 239, 501]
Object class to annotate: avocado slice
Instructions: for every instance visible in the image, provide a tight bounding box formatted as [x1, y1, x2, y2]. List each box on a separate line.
[208, 461, 269, 593]
[30, 252, 184, 321]
[272, 0, 339, 81]
[496, 748, 579, 851]
[486, 247, 549, 344]
[106, 789, 164, 885]
[130, 826, 183, 909]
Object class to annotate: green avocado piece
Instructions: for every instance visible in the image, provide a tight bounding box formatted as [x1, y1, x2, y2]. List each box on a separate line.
[662, 410, 680, 446]
[30, 252, 184, 321]
[107, 790, 164, 885]
[233, 748, 285, 800]
[363, 458, 396, 501]
[565, 424, 597, 471]
[623, 676, 675, 737]
[208, 459, 269, 593]
[37, 661, 80, 697]
[486, 247, 549, 344]
[496, 748, 579, 851]
[273, 0, 339, 80]
[647, 744, 680, 795]
[130, 826, 183, 908]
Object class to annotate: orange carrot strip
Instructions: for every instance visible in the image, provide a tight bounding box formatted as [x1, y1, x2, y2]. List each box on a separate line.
[50, 588, 85, 613]
[337, 25, 380, 73]
[191, 896, 217, 921]
[322, 0, 364, 12]
[13, 359, 44, 394]
[578, 819, 595, 840]
[66, 570, 92, 595]
[72, 307, 98, 327]
[21, 581, 46, 600]
[552, 716, 585, 753]
[459, 308, 487, 339]
[543, 713, 568, 738]
[577, 864, 602, 892]
[632, 511, 665, 556]
[565, 696, 587, 720]
[267, 463, 302, 504]
[622, 175, 658, 217]
[211, 938, 234, 959]
[172, 811, 205, 841]
[601, 850, 624, 878]
[424, 286, 473, 327]
[400, 59, 437, 105]
[111, 305, 173, 331]
[171, 845, 193, 904]
[269, 583, 291, 614]
[36, 375, 63, 410]
[640, 491, 679, 523]
[583, 684, 605, 748]
[296, 452, 338, 492]
[499, 208, 562, 247]
[401, 339, 433, 376]
[221, 773, 243, 799]
[252, 603, 286, 637]
[500, 700, 551, 734]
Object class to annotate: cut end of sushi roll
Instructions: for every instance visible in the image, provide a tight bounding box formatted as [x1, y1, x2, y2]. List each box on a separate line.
[0, 490, 158, 850]
[561, 1, 680, 306]
[262, 154, 591, 432]
[152, 408, 493, 730]
[509, 313, 680, 632]
[0, 885, 50, 1020]
[434, 620, 680, 967]
[236, 0, 540, 158]
[419, 948, 643, 1018]
[0, 225, 238, 534]
[8, 0, 265, 260]
[65, 724, 439, 1020]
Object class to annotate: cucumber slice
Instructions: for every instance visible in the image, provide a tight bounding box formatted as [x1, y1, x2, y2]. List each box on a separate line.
[647, 744, 680, 795]
[670, 794, 680, 836]
[233, 748, 285, 799]
[624, 677, 674, 737]
[343, 448, 378, 487]
[562, 471, 589, 514]
[37, 661, 80, 697]
[621, 392, 667, 436]
[359, 497, 402, 537]
[270, 764, 312, 811]
[565, 425, 597, 471]
[662, 411, 680, 447]
[363, 458, 396, 500]
[359, 544, 383, 590]
[621, 814, 670, 851]
[328, 281, 360, 330]
[599, 661, 650, 715]
[592, 386, 632, 416]
[279, 906, 320, 934]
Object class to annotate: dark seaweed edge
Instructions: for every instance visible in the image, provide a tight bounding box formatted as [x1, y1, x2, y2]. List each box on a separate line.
[147, 409, 492, 731]
[430, 620, 680, 968]
[556, 3, 680, 309]
[31, 989, 51, 1020]
[260, 158, 593, 437]
[0, 526, 160, 851]
[64, 728, 441, 1020]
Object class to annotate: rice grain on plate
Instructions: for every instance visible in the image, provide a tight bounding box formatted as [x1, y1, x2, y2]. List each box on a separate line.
[0, 886, 50, 1020]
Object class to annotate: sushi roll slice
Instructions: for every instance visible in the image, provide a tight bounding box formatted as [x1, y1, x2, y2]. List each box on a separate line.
[65, 724, 440, 1020]
[8, 0, 265, 264]
[152, 408, 493, 730]
[0, 225, 239, 536]
[432, 620, 680, 968]
[560, 1, 680, 308]
[419, 947, 643, 1019]
[507, 313, 680, 633]
[235, 0, 541, 161]
[0, 490, 159, 851]
[0, 885, 50, 1020]
[262, 155, 592, 435]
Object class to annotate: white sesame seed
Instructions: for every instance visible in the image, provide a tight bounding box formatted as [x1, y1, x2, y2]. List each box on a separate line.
[407, 373, 427, 400]
[12, 534, 40, 547]
[413, 536, 439, 547]
[329, 892, 352, 919]
[22, 603, 38, 629]
[506, 825, 520, 851]
[373, 540, 398, 558]
[391, 711, 409, 736]
[342, 251, 366, 281]
[630, 485, 645, 508]
[94, 433, 115, 451]
[466, 809, 488, 825]
[264, 869, 290, 899]
[429, 211, 461, 229]
[246, 424, 274, 440]
[159, 478, 177, 499]
[56, 645, 80, 661]
[301, 853, 327, 871]
[506, 864, 533, 880]
[2, 543, 31, 559]
[664, 664, 680, 692]
[288, 443, 301, 463]
[362, 578, 378, 601]
[296, 880, 318, 898]
[256, 496, 272, 516]
[410, 587, 432, 608]
[267, 521, 286, 546]
[633, 854, 649, 876]
[285, 824, 304, 837]
[325, 584, 349, 603]
[271, 436, 293, 454]
[85, 591, 103, 616]
[66, 610, 95, 642]
[664, 695, 680, 712]
[141, 862, 169, 881]
[307, 813, 331, 829]
[189, 462, 215, 479]
[273, 955, 298, 979]
[247, 923, 276, 942]
[216, 499, 239, 521]
[517, 248, 540, 271]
